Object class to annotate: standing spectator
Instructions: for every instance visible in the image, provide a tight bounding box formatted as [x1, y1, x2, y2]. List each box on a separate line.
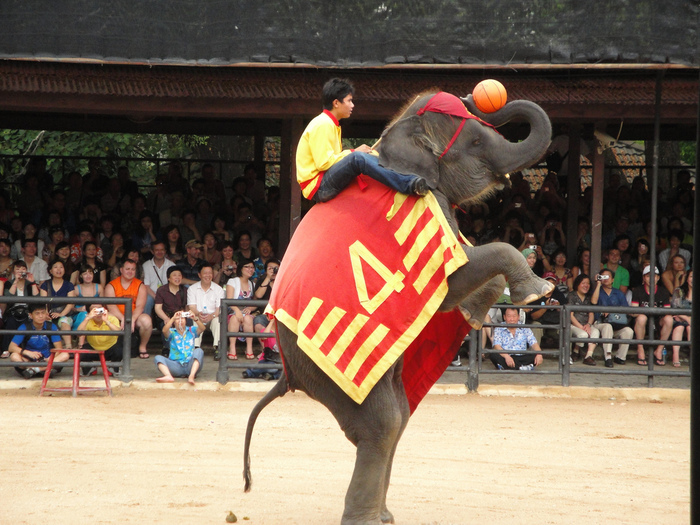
[490, 307, 543, 370]
[602, 248, 630, 294]
[176, 240, 206, 285]
[226, 259, 258, 360]
[8, 303, 67, 379]
[670, 270, 692, 367]
[630, 265, 673, 366]
[593, 268, 634, 367]
[75, 305, 123, 376]
[155, 310, 205, 385]
[20, 238, 49, 285]
[154, 267, 188, 355]
[567, 274, 602, 365]
[142, 241, 176, 316]
[104, 259, 152, 359]
[39, 260, 75, 347]
[186, 264, 224, 356]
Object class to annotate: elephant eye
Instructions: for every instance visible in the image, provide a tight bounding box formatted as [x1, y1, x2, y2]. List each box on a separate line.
[472, 138, 481, 146]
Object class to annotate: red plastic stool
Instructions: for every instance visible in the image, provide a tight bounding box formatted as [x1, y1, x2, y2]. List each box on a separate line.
[39, 348, 112, 397]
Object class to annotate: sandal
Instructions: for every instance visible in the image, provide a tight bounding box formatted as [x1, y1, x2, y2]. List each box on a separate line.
[654, 358, 665, 366]
[637, 358, 648, 366]
[245, 352, 256, 360]
[139, 352, 150, 359]
[1, 350, 9, 359]
[673, 361, 681, 367]
[227, 353, 238, 360]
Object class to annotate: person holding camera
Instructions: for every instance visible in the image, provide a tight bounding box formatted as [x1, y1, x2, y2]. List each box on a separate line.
[76, 304, 123, 376]
[214, 241, 237, 287]
[155, 310, 206, 385]
[2, 260, 40, 356]
[592, 269, 634, 367]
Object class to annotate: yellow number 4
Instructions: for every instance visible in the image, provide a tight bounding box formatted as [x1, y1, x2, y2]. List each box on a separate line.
[349, 241, 405, 314]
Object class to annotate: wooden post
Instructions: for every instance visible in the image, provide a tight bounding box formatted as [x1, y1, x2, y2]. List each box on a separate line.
[278, 117, 303, 255]
[565, 124, 582, 265]
[589, 122, 606, 277]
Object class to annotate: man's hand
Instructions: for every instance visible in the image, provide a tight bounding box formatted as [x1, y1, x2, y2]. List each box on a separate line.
[355, 144, 372, 153]
[534, 354, 543, 366]
[24, 350, 43, 361]
[504, 354, 515, 368]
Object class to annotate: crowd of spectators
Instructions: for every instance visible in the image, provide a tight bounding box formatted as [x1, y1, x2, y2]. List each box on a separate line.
[0, 158, 281, 379]
[469, 167, 694, 370]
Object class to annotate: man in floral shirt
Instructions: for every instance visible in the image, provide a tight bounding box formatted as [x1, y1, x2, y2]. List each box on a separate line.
[490, 307, 543, 370]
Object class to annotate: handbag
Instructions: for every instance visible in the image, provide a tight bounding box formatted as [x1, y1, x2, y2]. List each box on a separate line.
[607, 312, 628, 330]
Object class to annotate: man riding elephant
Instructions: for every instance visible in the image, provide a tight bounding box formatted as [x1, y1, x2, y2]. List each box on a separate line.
[296, 77, 430, 202]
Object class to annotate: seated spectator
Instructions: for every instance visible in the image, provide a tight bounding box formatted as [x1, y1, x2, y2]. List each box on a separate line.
[658, 229, 691, 272]
[490, 307, 543, 370]
[613, 234, 633, 270]
[131, 210, 159, 259]
[97, 215, 117, 262]
[39, 259, 75, 348]
[42, 226, 66, 262]
[20, 238, 49, 285]
[593, 269, 634, 367]
[70, 241, 107, 288]
[226, 259, 258, 360]
[155, 310, 205, 385]
[253, 259, 280, 351]
[202, 231, 222, 267]
[550, 248, 573, 293]
[8, 303, 67, 379]
[252, 238, 275, 282]
[630, 265, 673, 366]
[154, 267, 188, 355]
[538, 213, 566, 256]
[526, 271, 567, 347]
[186, 264, 224, 356]
[70, 224, 104, 264]
[670, 270, 692, 367]
[661, 254, 688, 295]
[567, 274, 603, 365]
[11, 221, 45, 261]
[142, 241, 175, 316]
[105, 259, 152, 359]
[2, 261, 40, 355]
[75, 304, 123, 376]
[211, 214, 233, 244]
[180, 209, 201, 246]
[163, 225, 185, 264]
[571, 248, 592, 282]
[106, 232, 126, 270]
[602, 247, 630, 294]
[71, 262, 103, 331]
[629, 238, 651, 289]
[176, 240, 206, 285]
[233, 231, 257, 264]
[0, 238, 14, 282]
[214, 241, 237, 287]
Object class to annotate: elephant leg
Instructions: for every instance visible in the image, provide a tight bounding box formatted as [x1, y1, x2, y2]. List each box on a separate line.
[379, 358, 410, 524]
[442, 242, 553, 310]
[452, 274, 507, 329]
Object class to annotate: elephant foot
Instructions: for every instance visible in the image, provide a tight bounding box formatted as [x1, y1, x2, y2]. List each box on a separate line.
[510, 276, 555, 305]
[341, 516, 383, 525]
[380, 507, 395, 524]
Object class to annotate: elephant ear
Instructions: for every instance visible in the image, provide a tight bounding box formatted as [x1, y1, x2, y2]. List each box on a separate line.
[377, 115, 440, 189]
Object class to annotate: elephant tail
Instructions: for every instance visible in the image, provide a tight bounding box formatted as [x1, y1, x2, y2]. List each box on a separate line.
[243, 374, 289, 492]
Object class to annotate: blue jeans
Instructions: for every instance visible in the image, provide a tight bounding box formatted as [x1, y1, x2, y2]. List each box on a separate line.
[154, 347, 204, 377]
[315, 152, 419, 202]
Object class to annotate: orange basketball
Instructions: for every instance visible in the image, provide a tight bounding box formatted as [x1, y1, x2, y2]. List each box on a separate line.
[472, 79, 507, 113]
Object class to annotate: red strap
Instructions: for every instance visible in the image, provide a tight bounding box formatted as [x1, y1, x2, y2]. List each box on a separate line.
[438, 118, 466, 160]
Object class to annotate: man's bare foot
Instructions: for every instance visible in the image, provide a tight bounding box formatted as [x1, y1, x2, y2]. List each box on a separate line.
[188, 377, 196, 386]
[156, 376, 174, 383]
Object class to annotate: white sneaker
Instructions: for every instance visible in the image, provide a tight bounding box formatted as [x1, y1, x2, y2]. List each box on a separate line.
[451, 357, 461, 367]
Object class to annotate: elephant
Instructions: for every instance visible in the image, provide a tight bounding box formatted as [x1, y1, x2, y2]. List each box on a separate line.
[243, 90, 555, 524]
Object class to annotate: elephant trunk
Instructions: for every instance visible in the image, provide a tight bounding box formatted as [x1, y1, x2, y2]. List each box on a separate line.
[463, 95, 552, 175]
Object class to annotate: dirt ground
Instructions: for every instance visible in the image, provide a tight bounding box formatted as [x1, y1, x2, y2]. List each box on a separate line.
[0, 388, 689, 525]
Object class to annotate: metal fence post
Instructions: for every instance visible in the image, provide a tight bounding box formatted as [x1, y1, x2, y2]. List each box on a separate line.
[120, 300, 133, 383]
[217, 305, 230, 384]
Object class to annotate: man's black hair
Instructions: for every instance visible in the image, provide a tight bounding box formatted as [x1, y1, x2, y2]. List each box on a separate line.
[322, 78, 354, 110]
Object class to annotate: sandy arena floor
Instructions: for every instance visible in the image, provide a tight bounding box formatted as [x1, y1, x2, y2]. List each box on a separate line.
[0, 388, 689, 525]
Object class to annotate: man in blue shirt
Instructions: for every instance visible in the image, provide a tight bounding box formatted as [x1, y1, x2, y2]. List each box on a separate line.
[8, 303, 66, 379]
[490, 307, 543, 370]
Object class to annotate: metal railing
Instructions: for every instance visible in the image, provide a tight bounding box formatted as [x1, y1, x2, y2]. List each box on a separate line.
[0, 296, 134, 382]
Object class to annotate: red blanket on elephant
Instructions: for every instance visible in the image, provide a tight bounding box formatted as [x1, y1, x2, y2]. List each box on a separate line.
[267, 178, 470, 413]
